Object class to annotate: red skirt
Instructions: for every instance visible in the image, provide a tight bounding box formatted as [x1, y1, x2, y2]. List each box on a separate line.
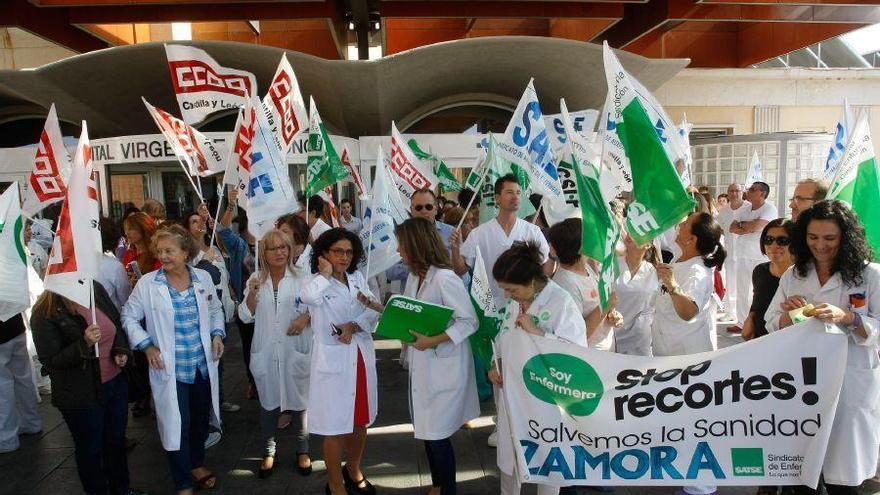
[353, 348, 370, 427]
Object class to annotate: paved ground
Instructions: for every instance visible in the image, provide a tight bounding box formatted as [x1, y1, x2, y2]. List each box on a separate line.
[2, 327, 878, 495]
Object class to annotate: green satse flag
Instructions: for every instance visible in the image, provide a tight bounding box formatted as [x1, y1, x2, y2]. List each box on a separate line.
[468, 245, 501, 371]
[306, 102, 348, 196]
[407, 139, 462, 193]
[827, 113, 880, 259]
[474, 135, 536, 224]
[572, 153, 619, 310]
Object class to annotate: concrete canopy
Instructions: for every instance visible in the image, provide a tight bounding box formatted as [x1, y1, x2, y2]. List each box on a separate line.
[0, 37, 688, 139]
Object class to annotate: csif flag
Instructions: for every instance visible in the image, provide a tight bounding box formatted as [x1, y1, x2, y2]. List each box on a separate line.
[165, 44, 257, 125]
[407, 139, 462, 193]
[601, 42, 695, 246]
[143, 98, 224, 177]
[0, 184, 29, 321]
[827, 112, 880, 259]
[22, 104, 72, 217]
[468, 245, 502, 370]
[306, 97, 349, 196]
[44, 123, 101, 308]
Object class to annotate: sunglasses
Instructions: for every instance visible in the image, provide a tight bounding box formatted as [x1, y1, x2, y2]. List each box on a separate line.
[413, 203, 435, 212]
[763, 235, 790, 246]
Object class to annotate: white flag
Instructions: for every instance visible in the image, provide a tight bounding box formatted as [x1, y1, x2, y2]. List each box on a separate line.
[143, 98, 224, 177]
[359, 147, 406, 278]
[0, 184, 29, 321]
[498, 79, 562, 197]
[677, 114, 694, 188]
[389, 122, 439, 199]
[22, 104, 72, 217]
[44, 123, 101, 308]
[261, 53, 309, 156]
[165, 44, 258, 125]
[746, 150, 763, 187]
[226, 97, 300, 238]
[545, 107, 599, 155]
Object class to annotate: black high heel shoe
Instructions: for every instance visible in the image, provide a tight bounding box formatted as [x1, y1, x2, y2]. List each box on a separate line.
[342, 464, 376, 495]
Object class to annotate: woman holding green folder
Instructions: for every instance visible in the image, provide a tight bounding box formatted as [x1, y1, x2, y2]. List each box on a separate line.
[393, 217, 480, 495]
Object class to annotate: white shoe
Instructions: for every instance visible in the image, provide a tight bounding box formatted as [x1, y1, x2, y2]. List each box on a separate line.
[204, 431, 221, 449]
[487, 428, 497, 447]
[221, 401, 241, 412]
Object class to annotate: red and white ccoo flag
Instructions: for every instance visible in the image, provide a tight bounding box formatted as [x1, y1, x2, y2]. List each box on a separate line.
[143, 98, 224, 177]
[261, 53, 308, 156]
[44, 122, 101, 308]
[22, 104, 71, 217]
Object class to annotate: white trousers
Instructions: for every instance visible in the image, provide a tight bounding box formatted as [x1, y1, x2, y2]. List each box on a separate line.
[736, 257, 764, 326]
[721, 255, 737, 317]
[0, 333, 41, 452]
[500, 471, 560, 495]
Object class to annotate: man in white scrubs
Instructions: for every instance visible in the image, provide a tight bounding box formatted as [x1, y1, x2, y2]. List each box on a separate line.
[715, 183, 749, 326]
[729, 181, 777, 332]
[449, 173, 551, 448]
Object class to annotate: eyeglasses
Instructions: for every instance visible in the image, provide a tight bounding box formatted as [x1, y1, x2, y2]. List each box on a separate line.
[265, 245, 289, 253]
[329, 248, 354, 257]
[763, 235, 790, 246]
[789, 196, 818, 203]
[413, 203, 434, 212]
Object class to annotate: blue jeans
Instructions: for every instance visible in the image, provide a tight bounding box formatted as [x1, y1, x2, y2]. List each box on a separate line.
[424, 438, 456, 494]
[59, 373, 130, 495]
[167, 372, 211, 491]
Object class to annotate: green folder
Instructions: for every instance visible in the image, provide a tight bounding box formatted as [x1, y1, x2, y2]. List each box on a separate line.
[375, 295, 455, 343]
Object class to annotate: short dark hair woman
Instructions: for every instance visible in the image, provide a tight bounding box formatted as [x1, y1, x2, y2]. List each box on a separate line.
[301, 228, 380, 495]
[31, 283, 146, 495]
[391, 217, 479, 495]
[765, 200, 880, 493]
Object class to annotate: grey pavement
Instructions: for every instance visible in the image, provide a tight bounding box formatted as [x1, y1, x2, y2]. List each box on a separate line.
[1, 324, 878, 495]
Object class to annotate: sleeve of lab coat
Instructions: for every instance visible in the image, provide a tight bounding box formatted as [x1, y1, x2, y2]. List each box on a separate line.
[853, 263, 880, 347]
[237, 273, 259, 324]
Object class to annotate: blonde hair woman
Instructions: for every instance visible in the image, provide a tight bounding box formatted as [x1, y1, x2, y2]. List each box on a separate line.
[238, 229, 313, 478]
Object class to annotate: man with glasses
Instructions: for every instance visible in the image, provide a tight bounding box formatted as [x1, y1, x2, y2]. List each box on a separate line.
[729, 181, 778, 333]
[385, 188, 454, 291]
[716, 183, 749, 326]
[788, 178, 828, 220]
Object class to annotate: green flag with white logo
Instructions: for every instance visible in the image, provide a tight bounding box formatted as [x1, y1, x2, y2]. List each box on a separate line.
[0, 183, 28, 321]
[471, 135, 536, 224]
[468, 245, 502, 370]
[407, 139, 462, 193]
[602, 42, 695, 246]
[306, 96, 349, 196]
[827, 112, 880, 259]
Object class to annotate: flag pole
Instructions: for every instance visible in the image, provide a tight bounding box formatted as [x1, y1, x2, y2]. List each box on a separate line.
[207, 180, 225, 253]
[531, 202, 544, 226]
[89, 279, 99, 358]
[172, 155, 205, 203]
[364, 168, 379, 279]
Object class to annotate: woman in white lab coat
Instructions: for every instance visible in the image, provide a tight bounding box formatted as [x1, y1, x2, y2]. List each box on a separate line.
[300, 228, 380, 495]
[393, 218, 479, 495]
[651, 212, 726, 495]
[765, 200, 880, 494]
[121, 225, 225, 494]
[546, 218, 623, 351]
[488, 241, 587, 495]
[238, 229, 313, 479]
[614, 232, 659, 356]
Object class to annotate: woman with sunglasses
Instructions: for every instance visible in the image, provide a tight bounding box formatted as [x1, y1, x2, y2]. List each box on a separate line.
[301, 228, 381, 495]
[741, 219, 794, 341]
[765, 200, 880, 494]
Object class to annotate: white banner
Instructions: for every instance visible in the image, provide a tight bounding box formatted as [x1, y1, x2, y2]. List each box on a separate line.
[261, 53, 309, 156]
[498, 319, 847, 487]
[165, 44, 258, 125]
[545, 108, 598, 154]
[22, 104, 71, 217]
[143, 98, 224, 177]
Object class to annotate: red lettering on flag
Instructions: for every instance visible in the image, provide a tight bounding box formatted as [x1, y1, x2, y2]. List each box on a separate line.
[46, 201, 77, 276]
[30, 130, 67, 202]
[390, 137, 431, 190]
[268, 72, 302, 145]
[169, 60, 253, 98]
[234, 107, 256, 172]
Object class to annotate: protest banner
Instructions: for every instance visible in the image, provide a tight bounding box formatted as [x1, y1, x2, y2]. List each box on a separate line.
[22, 104, 71, 217]
[497, 319, 847, 488]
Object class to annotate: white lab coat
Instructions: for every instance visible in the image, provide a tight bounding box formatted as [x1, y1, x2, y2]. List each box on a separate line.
[121, 268, 224, 451]
[496, 280, 587, 475]
[765, 262, 880, 486]
[651, 256, 717, 357]
[403, 266, 479, 440]
[614, 256, 658, 356]
[300, 271, 379, 436]
[237, 268, 312, 412]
